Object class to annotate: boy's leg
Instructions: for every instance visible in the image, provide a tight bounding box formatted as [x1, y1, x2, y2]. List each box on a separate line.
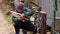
[28, 22, 37, 34]
[12, 19, 22, 34]
[23, 30, 27, 34]
[23, 20, 37, 34]
[14, 21, 27, 34]
[14, 24, 20, 34]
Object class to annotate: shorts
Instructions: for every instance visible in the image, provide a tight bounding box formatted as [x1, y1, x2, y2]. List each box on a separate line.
[13, 20, 36, 31]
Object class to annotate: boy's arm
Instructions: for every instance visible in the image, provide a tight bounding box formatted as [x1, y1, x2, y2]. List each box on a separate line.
[6, 7, 15, 16]
[6, 11, 12, 15]
[24, 10, 34, 17]
[23, 7, 34, 17]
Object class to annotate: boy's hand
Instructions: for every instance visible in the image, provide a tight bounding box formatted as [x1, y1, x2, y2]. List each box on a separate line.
[6, 11, 12, 15]
[6, 10, 14, 16]
[21, 16, 28, 21]
[20, 14, 24, 17]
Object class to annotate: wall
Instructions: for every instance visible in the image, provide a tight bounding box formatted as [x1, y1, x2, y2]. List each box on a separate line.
[42, 0, 53, 26]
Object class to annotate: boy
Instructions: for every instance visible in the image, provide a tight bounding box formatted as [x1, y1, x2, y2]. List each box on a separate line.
[6, 3, 36, 34]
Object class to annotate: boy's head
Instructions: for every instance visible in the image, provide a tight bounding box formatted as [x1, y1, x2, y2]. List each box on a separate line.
[15, 2, 24, 8]
[17, 4, 24, 13]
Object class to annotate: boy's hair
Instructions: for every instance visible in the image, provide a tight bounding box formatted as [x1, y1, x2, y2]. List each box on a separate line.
[17, 4, 24, 10]
[15, 2, 24, 8]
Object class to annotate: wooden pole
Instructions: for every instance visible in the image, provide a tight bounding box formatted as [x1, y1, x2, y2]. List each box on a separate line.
[39, 11, 46, 34]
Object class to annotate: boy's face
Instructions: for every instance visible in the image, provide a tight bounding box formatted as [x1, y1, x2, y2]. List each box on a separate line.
[18, 9, 23, 12]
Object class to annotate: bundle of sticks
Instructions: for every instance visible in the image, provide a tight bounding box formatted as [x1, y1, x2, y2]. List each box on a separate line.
[10, 11, 29, 22]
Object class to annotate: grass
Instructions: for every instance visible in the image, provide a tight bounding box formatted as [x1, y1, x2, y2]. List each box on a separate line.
[5, 15, 13, 24]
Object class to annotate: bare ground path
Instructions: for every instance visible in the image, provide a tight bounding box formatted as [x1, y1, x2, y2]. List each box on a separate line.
[0, 9, 15, 34]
